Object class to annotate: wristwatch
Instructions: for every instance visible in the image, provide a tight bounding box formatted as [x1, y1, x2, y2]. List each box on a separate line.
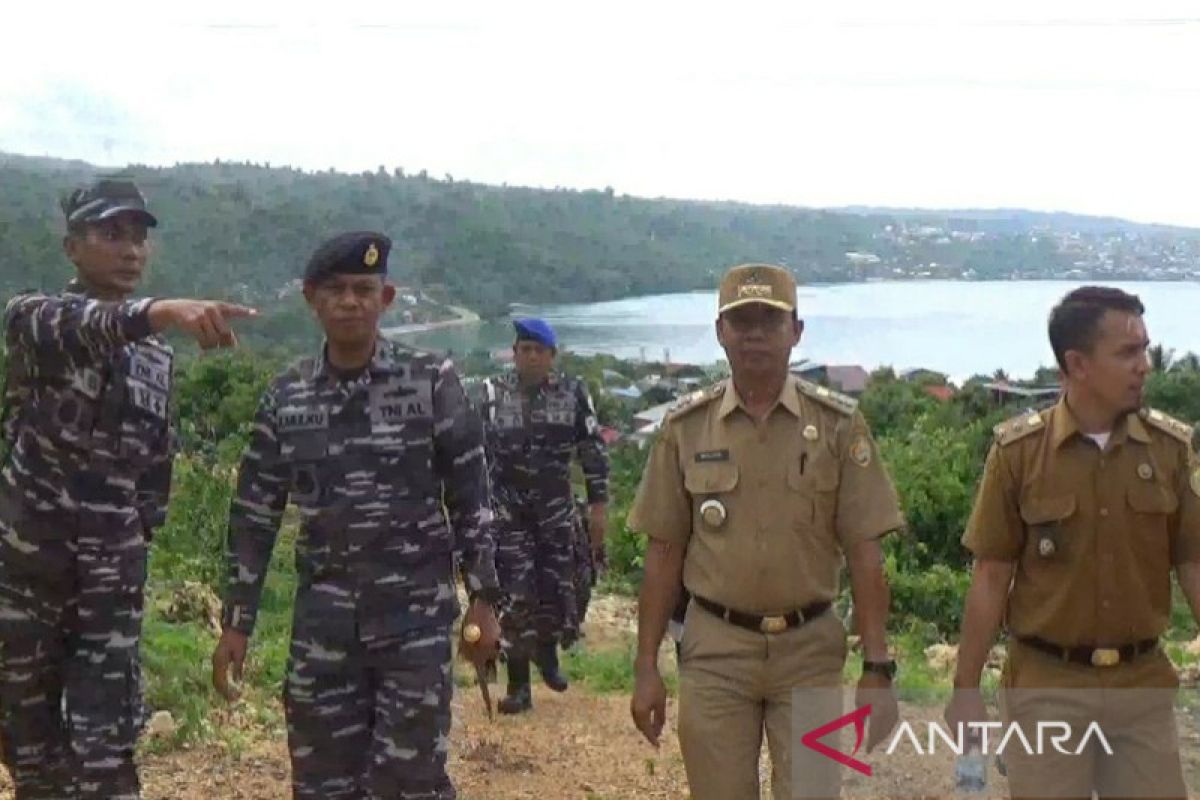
[862, 659, 897, 680]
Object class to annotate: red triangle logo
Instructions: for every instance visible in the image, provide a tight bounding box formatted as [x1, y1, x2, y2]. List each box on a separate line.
[800, 704, 872, 777]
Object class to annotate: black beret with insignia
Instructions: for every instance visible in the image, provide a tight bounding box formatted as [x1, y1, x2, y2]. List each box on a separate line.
[304, 231, 391, 282]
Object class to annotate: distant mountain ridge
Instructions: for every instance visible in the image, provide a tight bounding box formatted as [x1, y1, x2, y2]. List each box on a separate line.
[3, 151, 1198, 323]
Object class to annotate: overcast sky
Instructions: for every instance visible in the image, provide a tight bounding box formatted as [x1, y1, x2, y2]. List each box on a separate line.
[3, 1, 1199, 226]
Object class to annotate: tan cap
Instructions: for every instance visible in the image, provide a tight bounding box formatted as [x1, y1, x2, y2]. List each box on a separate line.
[717, 263, 797, 314]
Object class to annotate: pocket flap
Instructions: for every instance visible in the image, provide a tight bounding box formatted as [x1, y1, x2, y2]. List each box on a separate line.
[787, 457, 839, 492]
[684, 462, 739, 495]
[1019, 494, 1076, 525]
[1127, 483, 1179, 515]
[280, 430, 329, 461]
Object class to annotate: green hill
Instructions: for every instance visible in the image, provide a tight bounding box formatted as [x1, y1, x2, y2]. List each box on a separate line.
[4, 151, 1199, 332]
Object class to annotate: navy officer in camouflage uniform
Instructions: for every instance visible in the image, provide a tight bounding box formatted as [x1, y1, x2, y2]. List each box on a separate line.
[0, 177, 256, 799]
[210, 231, 501, 800]
[478, 318, 608, 714]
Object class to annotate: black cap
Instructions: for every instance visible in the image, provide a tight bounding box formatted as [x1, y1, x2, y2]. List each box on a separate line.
[61, 177, 158, 228]
[304, 231, 391, 282]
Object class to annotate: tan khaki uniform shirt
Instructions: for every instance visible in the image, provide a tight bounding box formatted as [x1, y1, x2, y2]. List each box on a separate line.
[963, 398, 1200, 646]
[627, 375, 905, 615]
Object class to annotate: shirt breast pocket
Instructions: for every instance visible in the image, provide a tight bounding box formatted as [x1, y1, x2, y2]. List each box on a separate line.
[1019, 493, 1076, 564]
[684, 462, 739, 534]
[786, 455, 837, 532]
[1127, 482, 1177, 562]
[281, 432, 330, 505]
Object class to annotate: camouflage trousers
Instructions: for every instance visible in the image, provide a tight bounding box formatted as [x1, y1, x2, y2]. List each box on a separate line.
[0, 499, 148, 800]
[284, 609, 455, 800]
[494, 488, 579, 659]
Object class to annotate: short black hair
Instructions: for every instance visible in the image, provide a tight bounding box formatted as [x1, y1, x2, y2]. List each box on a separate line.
[1048, 286, 1145, 372]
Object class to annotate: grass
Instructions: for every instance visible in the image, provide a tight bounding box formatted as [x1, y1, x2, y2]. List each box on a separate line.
[138, 452, 1200, 757]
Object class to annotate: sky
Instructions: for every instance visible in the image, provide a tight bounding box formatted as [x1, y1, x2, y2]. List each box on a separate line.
[3, 0, 1200, 226]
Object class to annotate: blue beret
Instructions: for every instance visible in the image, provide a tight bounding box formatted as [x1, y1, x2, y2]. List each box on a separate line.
[304, 231, 390, 281]
[513, 318, 557, 349]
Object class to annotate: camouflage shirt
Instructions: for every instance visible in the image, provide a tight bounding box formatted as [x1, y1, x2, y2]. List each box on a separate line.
[479, 372, 608, 503]
[1, 279, 175, 534]
[222, 336, 499, 637]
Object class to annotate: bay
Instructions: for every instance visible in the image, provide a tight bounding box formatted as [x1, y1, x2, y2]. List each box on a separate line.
[389, 280, 1200, 382]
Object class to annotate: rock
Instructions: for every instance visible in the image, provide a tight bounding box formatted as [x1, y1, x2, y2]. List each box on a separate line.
[924, 643, 957, 672]
[147, 710, 176, 738]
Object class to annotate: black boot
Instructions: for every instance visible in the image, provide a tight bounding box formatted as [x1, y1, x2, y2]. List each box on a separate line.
[536, 641, 569, 693]
[498, 657, 532, 714]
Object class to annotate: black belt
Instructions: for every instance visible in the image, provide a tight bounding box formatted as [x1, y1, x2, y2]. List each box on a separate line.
[1017, 635, 1159, 667]
[693, 594, 830, 635]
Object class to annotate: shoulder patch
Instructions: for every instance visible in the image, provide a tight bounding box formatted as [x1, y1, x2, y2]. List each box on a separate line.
[666, 382, 724, 422]
[796, 378, 857, 416]
[993, 410, 1047, 446]
[1140, 407, 1194, 445]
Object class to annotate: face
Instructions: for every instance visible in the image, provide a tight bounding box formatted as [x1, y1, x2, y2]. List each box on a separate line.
[303, 274, 395, 347]
[1064, 309, 1150, 414]
[716, 303, 802, 378]
[513, 340, 555, 384]
[63, 213, 150, 299]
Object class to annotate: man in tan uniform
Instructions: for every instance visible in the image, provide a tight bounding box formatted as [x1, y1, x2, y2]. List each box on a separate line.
[946, 286, 1200, 799]
[628, 263, 905, 800]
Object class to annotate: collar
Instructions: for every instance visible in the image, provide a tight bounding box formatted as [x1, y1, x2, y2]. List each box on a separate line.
[718, 374, 802, 420]
[1050, 395, 1150, 449]
[312, 335, 391, 383]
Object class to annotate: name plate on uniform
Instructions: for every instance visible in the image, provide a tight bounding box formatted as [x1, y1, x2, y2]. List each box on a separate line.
[370, 379, 432, 426]
[545, 397, 575, 426]
[278, 407, 329, 432]
[130, 350, 171, 393]
[130, 383, 168, 419]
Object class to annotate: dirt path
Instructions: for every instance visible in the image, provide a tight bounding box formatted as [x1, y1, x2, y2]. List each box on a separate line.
[0, 691, 1012, 799]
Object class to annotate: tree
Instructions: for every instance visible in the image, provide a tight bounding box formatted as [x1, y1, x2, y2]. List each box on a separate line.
[1148, 344, 1176, 373]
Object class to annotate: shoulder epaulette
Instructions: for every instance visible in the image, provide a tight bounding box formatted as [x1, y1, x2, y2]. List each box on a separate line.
[665, 382, 724, 422]
[993, 410, 1047, 446]
[796, 378, 857, 416]
[1140, 407, 1194, 445]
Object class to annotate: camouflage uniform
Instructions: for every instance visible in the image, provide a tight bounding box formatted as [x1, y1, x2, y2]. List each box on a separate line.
[570, 496, 596, 627]
[0, 282, 175, 800]
[478, 372, 607, 658]
[221, 336, 498, 800]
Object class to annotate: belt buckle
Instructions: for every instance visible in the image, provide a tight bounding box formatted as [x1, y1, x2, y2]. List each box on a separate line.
[1090, 648, 1120, 667]
[760, 615, 788, 634]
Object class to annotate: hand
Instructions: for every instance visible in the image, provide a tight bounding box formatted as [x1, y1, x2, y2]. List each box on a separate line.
[211, 629, 249, 702]
[630, 660, 668, 747]
[856, 672, 899, 753]
[944, 685, 989, 736]
[459, 598, 501, 668]
[149, 299, 258, 350]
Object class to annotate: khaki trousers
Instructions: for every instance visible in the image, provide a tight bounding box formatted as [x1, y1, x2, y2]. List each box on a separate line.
[1001, 640, 1186, 800]
[677, 598, 848, 800]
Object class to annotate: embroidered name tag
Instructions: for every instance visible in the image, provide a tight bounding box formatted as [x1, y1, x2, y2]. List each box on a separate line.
[130, 351, 170, 392]
[695, 449, 730, 463]
[371, 379, 432, 424]
[376, 400, 429, 421]
[130, 384, 168, 419]
[278, 408, 329, 432]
